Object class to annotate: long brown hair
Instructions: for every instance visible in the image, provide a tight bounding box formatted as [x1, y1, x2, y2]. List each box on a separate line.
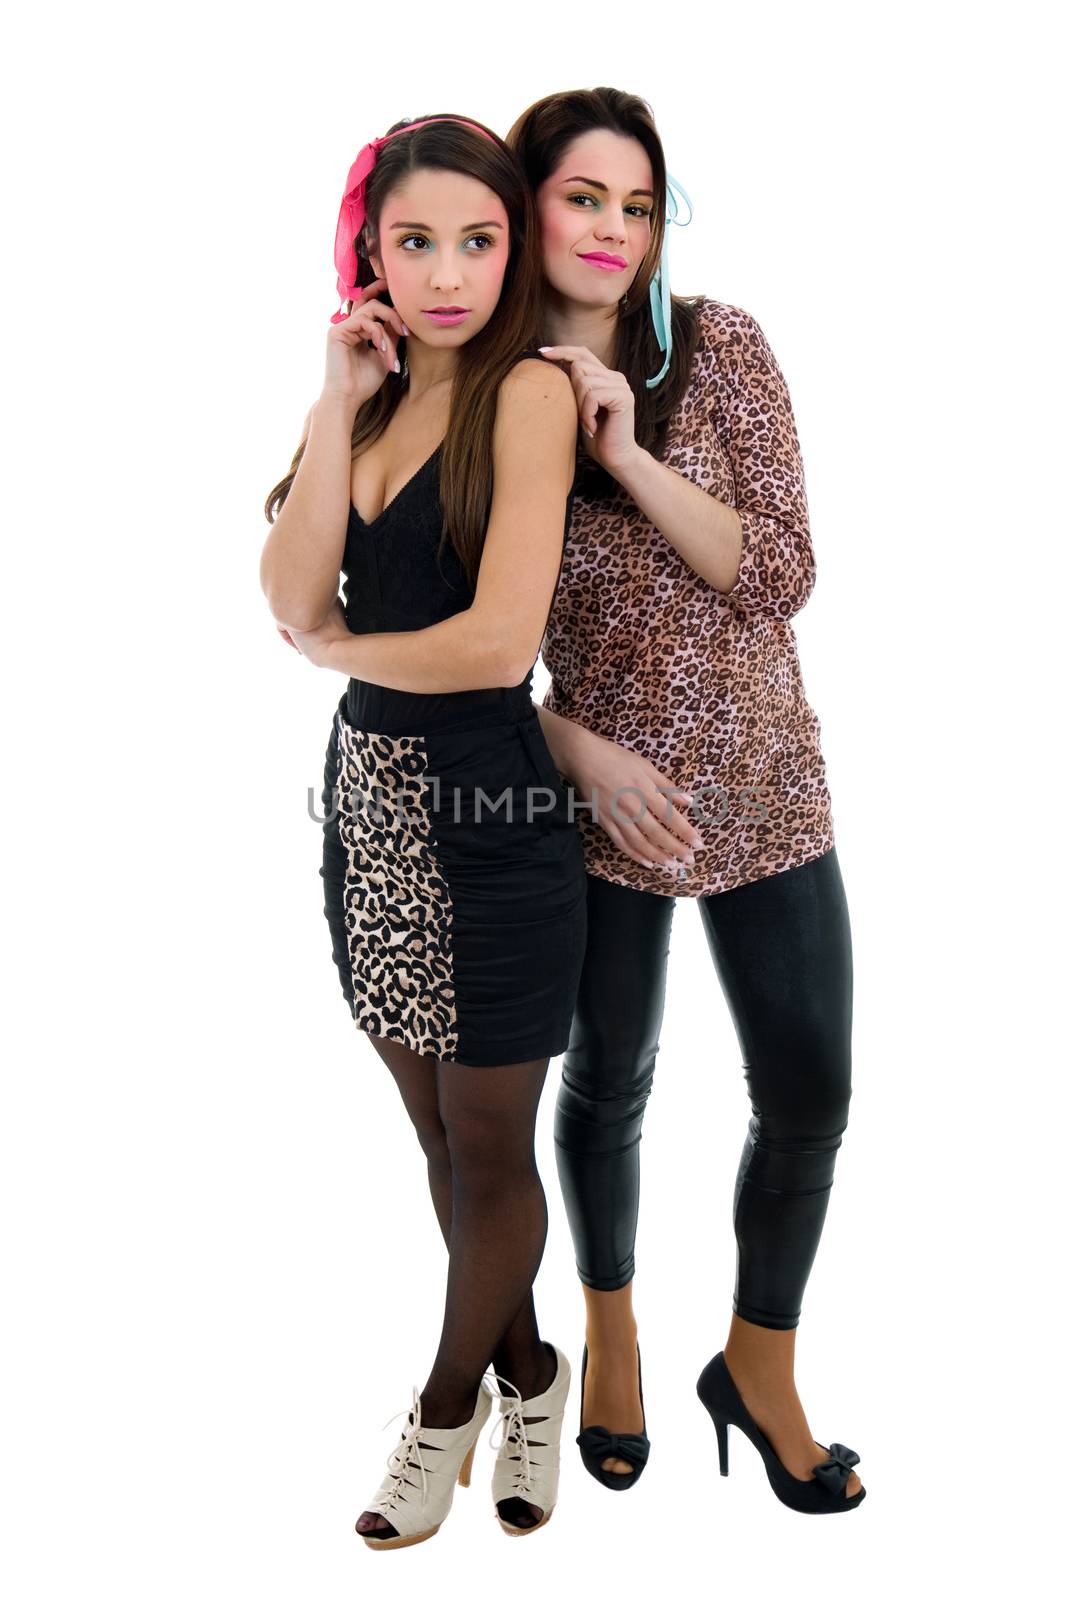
[506, 87, 702, 496]
[264, 114, 542, 588]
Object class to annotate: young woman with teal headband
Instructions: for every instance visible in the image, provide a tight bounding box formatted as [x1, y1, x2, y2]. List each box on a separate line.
[505, 87, 868, 1514]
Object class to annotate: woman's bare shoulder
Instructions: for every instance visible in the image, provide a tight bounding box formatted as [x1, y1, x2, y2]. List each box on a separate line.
[501, 353, 575, 394]
[496, 355, 577, 426]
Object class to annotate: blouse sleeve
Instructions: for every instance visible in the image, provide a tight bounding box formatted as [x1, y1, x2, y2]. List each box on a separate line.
[710, 304, 816, 622]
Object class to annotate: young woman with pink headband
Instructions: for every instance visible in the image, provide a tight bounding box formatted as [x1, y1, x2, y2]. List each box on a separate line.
[505, 87, 868, 1514]
[261, 114, 587, 1548]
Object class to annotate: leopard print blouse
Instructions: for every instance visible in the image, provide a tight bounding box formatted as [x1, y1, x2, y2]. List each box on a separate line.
[541, 295, 834, 898]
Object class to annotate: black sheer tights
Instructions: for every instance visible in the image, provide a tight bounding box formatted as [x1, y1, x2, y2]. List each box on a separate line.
[355, 1037, 556, 1538]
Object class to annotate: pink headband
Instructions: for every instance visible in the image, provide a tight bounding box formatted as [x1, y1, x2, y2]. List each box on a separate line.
[330, 117, 495, 323]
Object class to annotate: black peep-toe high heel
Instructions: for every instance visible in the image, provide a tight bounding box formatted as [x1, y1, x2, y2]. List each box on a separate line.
[575, 1341, 651, 1491]
[696, 1350, 867, 1515]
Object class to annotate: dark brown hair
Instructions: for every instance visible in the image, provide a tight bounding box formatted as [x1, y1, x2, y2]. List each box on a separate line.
[263, 114, 542, 588]
[506, 87, 702, 495]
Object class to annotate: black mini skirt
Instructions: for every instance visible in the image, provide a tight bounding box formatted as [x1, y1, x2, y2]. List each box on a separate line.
[319, 688, 587, 1067]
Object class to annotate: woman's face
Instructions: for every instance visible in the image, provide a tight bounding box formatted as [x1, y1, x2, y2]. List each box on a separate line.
[369, 168, 510, 347]
[536, 128, 655, 311]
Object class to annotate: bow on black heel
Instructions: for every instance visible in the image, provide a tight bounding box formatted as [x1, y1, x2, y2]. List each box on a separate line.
[575, 1343, 651, 1491]
[696, 1350, 866, 1515]
[813, 1441, 862, 1495]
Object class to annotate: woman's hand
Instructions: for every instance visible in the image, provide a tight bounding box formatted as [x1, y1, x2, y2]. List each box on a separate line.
[285, 599, 353, 671]
[322, 278, 408, 408]
[564, 723, 705, 873]
[537, 344, 641, 475]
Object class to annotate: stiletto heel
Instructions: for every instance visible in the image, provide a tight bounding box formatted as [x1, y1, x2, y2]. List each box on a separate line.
[696, 1350, 866, 1515]
[713, 1413, 729, 1476]
[356, 1383, 493, 1550]
[575, 1340, 651, 1490]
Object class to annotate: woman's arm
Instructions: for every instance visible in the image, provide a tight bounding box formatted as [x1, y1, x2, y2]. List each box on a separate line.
[534, 702, 590, 781]
[262, 285, 408, 631]
[259, 393, 357, 632]
[612, 308, 815, 620]
[312, 362, 579, 691]
[533, 700, 704, 870]
[609, 448, 744, 594]
[542, 306, 814, 622]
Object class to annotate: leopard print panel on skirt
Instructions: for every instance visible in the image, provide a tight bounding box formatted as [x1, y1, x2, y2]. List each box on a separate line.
[319, 696, 587, 1068]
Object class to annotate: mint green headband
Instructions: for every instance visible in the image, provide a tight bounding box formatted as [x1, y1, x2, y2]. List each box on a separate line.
[646, 172, 694, 387]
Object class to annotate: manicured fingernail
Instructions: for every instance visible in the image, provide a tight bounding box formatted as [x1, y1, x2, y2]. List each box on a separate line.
[393, 358, 401, 373]
[538, 345, 554, 351]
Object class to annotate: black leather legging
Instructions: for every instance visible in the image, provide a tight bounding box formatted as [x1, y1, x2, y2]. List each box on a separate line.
[553, 845, 853, 1330]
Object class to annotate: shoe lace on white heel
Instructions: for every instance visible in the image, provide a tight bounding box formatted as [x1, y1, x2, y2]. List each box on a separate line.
[483, 1374, 534, 1499]
[372, 1386, 431, 1518]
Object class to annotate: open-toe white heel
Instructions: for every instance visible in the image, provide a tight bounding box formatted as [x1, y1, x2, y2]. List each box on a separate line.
[356, 1383, 493, 1551]
[483, 1343, 571, 1537]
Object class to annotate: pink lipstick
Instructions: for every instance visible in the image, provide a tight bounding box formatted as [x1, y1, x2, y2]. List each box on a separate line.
[423, 307, 471, 326]
[578, 252, 627, 272]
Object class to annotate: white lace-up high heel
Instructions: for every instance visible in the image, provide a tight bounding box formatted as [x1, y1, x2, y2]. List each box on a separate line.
[483, 1344, 571, 1536]
[356, 1382, 493, 1551]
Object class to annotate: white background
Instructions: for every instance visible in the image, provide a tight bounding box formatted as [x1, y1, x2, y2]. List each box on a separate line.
[4, 1, 1062, 1594]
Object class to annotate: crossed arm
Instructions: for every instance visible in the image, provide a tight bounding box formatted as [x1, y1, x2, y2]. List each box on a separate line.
[263, 361, 579, 692]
